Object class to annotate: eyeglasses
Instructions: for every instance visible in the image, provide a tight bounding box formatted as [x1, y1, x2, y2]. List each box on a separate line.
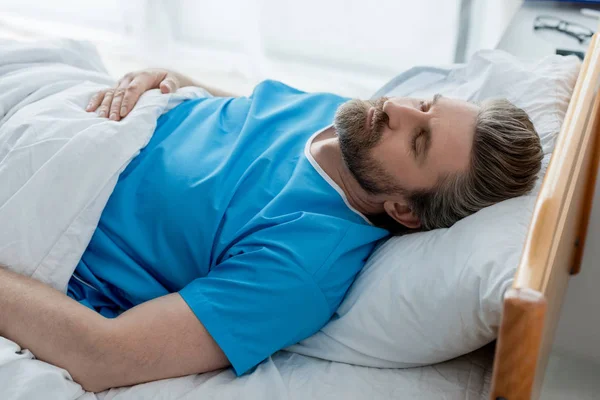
[534, 16, 594, 44]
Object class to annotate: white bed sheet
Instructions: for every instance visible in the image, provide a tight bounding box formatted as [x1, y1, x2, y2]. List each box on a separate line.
[1, 335, 492, 400]
[96, 346, 493, 400]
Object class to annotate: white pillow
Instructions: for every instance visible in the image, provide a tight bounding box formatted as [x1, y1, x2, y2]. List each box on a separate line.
[287, 50, 580, 367]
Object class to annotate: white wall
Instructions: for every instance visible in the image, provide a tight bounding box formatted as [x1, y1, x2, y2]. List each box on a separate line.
[466, 0, 523, 59]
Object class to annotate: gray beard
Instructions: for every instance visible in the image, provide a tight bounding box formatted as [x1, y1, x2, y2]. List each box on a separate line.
[334, 97, 395, 194]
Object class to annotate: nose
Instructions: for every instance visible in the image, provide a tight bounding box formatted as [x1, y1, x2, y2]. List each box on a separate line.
[383, 99, 423, 131]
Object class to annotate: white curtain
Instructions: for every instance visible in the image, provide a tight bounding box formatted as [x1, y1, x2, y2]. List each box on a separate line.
[0, 0, 520, 97]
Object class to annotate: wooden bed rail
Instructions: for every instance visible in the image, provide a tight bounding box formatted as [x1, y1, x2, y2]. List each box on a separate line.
[490, 33, 600, 400]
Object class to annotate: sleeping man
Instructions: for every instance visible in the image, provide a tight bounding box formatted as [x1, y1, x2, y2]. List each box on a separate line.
[0, 69, 543, 392]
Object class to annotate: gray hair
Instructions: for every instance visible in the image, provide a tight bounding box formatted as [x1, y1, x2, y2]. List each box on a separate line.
[375, 99, 543, 233]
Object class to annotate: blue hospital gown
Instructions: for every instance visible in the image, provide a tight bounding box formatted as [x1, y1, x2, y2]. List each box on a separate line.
[67, 80, 390, 375]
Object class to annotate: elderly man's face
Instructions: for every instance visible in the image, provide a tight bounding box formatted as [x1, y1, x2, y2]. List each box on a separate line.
[334, 95, 480, 195]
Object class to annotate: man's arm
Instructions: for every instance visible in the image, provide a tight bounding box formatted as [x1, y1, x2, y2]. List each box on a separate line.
[0, 267, 229, 392]
[167, 70, 238, 98]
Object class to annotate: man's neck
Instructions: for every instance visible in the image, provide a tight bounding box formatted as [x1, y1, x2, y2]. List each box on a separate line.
[309, 126, 383, 216]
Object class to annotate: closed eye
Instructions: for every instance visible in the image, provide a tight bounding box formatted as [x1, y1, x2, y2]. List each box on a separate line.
[411, 130, 426, 156]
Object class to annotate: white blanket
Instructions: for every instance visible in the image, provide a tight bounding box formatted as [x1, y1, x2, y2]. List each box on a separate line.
[0, 39, 202, 399]
[0, 39, 491, 400]
[0, 39, 205, 293]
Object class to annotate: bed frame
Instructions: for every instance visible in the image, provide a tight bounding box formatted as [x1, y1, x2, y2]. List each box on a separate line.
[490, 33, 600, 400]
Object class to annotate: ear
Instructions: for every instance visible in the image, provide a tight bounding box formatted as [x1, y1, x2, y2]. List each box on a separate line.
[383, 200, 421, 229]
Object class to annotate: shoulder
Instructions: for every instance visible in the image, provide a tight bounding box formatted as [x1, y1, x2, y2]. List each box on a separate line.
[243, 217, 385, 277]
[224, 219, 386, 313]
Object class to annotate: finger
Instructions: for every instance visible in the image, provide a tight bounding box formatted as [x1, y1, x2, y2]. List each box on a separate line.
[97, 89, 114, 118]
[159, 81, 172, 94]
[86, 91, 106, 112]
[120, 77, 146, 117]
[159, 76, 179, 94]
[109, 78, 132, 121]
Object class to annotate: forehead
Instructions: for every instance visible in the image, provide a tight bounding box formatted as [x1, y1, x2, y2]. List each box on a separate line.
[429, 97, 479, 168]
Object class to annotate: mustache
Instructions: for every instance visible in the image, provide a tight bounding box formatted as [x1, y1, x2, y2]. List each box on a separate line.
[369, 97, 389, 136]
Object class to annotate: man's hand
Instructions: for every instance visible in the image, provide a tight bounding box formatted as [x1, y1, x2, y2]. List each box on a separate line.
[86, 69, 180, 121]
[86, 68, 238, 121]
[0, 267, 230, 392]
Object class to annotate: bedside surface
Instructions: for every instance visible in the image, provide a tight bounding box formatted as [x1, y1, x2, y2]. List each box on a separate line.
[497, 1, 599, 58]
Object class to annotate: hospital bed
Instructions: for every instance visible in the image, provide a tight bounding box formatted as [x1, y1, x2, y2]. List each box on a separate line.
[0, 32, 598, 400]
[491, 33, 600, 399]
[104, 33, 600, 400]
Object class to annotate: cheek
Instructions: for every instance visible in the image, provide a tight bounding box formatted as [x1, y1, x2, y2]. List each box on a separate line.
[374, 137, 437, 190]
[373, 138, 413, 179]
